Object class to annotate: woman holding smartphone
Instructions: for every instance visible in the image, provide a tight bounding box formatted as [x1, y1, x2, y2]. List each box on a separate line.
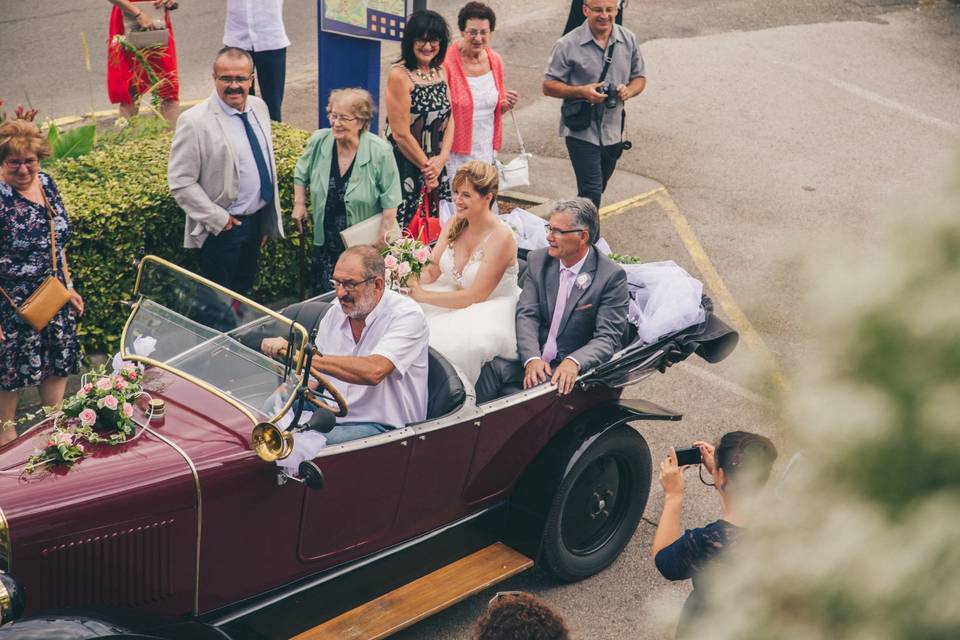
[651, 431, 778, 637]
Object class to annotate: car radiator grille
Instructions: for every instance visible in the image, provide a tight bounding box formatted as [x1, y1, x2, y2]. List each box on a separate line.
[41, 519, 175, 607]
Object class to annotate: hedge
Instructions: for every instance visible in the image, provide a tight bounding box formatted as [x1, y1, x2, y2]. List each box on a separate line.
[48, 122, 312, 355]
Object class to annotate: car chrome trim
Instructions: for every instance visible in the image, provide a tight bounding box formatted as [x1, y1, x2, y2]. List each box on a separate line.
[0, 505, 9, 572]
[143, 425, 202, 617]
[208, 506, 498, 626]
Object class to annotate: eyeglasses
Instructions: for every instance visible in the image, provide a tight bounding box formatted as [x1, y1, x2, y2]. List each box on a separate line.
[3, 158, 38, 170]
[464, 28, 490, 38]
[415, 37, 441, 45]
[488, 591, 524, 607]
[544, 224, 587, 236]
[216, 75, 252, 84]
[585, 4, 619, 15]
[330, 276, 375, 292]
[327, 113, 359, 123]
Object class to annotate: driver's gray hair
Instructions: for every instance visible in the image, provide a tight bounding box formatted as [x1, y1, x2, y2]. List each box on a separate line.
[341, 245, 385, 279]
[551, 197, 599, 244]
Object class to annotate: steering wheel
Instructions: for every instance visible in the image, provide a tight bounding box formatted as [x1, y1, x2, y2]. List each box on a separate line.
[278, 346, 348, 418]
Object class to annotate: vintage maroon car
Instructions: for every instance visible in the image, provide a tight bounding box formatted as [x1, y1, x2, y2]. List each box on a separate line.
[0, 256, 736, 638]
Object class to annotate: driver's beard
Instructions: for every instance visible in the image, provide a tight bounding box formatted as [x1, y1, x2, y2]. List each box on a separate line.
[344, 292, 377, 319]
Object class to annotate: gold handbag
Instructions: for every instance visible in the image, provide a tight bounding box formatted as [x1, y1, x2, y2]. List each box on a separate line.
[0, 194, 71, 332]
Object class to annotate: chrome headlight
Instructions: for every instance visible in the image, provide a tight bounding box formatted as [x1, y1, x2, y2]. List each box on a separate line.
[0, 571, 23, 624]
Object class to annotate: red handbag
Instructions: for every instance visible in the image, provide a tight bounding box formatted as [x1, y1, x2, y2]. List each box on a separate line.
[405, 185, 441, 244]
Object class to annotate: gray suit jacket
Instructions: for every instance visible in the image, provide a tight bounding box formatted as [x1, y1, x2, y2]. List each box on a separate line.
[168, 93, 284, 249]
[516, 247, 629, 373]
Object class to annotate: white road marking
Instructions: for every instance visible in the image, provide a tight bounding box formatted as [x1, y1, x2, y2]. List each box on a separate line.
[676, 361, 776, 409]
[777, 60, 960, 135]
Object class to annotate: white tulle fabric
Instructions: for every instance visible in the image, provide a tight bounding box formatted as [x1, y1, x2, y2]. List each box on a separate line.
[419, 234, 521, 385]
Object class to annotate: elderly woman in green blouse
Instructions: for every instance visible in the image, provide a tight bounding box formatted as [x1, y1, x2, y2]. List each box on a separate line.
[293, 88, 402, 295]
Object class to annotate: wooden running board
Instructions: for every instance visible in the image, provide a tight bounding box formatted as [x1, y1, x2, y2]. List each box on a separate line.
[291, 542, 534, 640]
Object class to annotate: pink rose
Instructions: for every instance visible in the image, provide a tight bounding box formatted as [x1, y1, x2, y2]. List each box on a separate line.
[75, 443, 85, 453]
[122, 366, 139, 381]
[82, 383, 94, 393]
[384, 254, 398, 270]
[47, 431, 72, 448]
[79, 408, 97, 427]
[397, 261, 412, 278]
[98, 395, 119, 411]
[414, 247, 431, 264]
[95, 377, 113, 391]
[122, 402, 134, 418]
[114, 378, 127, 391]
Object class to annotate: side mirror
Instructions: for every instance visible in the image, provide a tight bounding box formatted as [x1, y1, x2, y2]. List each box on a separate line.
[298, 460, 325, 490]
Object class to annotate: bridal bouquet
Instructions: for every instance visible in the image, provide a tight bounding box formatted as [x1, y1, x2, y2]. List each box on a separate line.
[381, 236, 432, 291]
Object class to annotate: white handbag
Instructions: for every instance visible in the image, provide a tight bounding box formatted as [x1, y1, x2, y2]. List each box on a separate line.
[496, 110, 530, 190]
[339, 214, 383, 248]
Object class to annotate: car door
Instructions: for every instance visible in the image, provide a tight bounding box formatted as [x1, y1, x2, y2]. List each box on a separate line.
[393, 417, 481, 539]
[298, 434, 412, 562]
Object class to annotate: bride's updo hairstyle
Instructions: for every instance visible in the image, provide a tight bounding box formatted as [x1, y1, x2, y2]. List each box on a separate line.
[448, 160, 499, 242]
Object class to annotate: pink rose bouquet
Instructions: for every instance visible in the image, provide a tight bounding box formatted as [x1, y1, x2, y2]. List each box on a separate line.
[381, 236, 432, 292]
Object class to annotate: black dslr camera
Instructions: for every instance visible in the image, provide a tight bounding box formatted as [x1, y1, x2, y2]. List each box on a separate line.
[599, 82, 618, 109]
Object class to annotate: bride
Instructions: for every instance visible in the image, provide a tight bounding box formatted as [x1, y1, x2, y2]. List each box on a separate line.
[406, 161, 520, 386]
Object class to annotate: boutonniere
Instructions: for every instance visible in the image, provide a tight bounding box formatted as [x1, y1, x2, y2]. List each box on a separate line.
[575, 273, 592, 290]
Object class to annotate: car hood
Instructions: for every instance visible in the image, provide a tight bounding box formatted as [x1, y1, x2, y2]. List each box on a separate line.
[0, 368, 256, 535]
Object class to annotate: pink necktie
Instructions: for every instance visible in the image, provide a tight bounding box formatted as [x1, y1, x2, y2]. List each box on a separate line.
[541, 268, 574, 364]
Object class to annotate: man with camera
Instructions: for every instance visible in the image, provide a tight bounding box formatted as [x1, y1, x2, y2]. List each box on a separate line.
[543, 0, 646, 208]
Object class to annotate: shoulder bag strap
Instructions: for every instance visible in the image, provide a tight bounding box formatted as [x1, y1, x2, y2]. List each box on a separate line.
[598, 39, 617, 84]
[0, 185, 60, 309]
[509, 110, 526, 155]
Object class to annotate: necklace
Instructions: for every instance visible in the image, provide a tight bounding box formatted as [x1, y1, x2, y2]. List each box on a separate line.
[414, 66, 438, 82]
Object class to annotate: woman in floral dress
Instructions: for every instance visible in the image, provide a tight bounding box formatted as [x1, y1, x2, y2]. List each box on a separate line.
[0, 120, 84, 445]
[385, 10, 455, 229]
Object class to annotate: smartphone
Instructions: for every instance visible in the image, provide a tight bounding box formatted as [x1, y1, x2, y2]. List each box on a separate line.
[675, 446, 702, 467]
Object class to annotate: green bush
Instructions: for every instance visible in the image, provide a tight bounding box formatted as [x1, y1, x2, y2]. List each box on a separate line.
[48, 122, 312, 355]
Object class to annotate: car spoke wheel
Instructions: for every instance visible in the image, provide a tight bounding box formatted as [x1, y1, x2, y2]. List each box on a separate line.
[540, 426, 651, 582]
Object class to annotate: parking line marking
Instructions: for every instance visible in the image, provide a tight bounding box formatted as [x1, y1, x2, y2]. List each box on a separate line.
[655, 191, 790, 391]
[677, 362, 776, 409]
[599, 187, 666, 219]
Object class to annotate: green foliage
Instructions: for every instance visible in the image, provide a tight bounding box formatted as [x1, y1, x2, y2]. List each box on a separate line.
[45, 122, 96, 161]
[682, 157, 960, 638]
[47, 121, 311, 354]
[609, 252, 643, 264]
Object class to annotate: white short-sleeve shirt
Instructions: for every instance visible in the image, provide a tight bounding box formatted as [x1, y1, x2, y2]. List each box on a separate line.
[315, 289, 429, 427]
[224, 0, 290, 52]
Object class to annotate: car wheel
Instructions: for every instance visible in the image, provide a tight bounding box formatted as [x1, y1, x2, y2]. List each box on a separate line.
[540, 425, 652, 582]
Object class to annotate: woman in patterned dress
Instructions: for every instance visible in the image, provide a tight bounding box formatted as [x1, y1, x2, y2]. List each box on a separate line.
[385, 10, 455, 230]
[0, 120, 84, 445]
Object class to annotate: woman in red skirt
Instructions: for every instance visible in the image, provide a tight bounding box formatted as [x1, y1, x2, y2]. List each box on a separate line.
[106, 0, 181, 124]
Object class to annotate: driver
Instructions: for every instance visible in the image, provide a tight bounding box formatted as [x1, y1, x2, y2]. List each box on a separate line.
[260, 246, 429, 444]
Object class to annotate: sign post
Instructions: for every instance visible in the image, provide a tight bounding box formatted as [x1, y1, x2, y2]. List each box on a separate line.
[317, 1, 410, 133]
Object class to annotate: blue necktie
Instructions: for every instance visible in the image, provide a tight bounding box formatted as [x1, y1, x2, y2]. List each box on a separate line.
[237, 111, 274, 205]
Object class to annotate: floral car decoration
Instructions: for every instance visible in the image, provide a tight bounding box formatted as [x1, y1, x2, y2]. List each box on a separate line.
[22, 365, 145, 472]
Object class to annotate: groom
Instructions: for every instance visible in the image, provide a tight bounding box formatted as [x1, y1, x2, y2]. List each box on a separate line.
[475, 198, 629, 402]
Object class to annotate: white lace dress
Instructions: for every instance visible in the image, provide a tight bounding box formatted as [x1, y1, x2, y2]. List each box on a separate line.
[419, 232, 521, 386]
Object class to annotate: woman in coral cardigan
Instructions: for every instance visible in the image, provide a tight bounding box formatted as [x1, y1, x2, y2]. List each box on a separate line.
[442, 2, 519, 183]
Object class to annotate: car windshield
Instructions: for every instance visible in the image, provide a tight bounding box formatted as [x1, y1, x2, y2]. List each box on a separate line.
[120, 257, 309, 425]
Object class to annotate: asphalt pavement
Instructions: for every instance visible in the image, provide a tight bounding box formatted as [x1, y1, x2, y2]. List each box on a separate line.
[3, 1, 959, 638]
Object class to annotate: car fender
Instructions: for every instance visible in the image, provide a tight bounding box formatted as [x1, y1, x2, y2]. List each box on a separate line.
[504, 399, 680, 559]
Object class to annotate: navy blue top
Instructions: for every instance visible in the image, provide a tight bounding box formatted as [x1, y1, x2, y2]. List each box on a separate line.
[655, 519, 739, 635]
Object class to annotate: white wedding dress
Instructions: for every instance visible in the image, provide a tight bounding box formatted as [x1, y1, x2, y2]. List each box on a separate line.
[419, 233, 521, 386]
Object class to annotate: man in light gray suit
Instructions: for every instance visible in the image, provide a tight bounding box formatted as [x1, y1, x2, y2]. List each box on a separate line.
[475, 198, 629, 402]
[168, 46, 284, 296]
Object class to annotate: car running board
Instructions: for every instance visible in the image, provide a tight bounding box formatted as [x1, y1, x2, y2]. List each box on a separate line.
[290, 542, 534, 639]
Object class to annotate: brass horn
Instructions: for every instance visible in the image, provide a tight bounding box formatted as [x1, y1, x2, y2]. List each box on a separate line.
[252, 422, 294, 461]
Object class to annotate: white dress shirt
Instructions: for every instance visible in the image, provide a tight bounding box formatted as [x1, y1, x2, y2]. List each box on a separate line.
[213, 92, 272, 216]
[224, 0, 290, 52]
[315, 289, 429, 428]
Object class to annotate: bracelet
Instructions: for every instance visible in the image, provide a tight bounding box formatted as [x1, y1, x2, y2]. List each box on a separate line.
[66, 282, 74, 290]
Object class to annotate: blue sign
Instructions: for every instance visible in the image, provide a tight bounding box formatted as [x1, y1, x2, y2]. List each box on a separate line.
[320, 0, 409, 42]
